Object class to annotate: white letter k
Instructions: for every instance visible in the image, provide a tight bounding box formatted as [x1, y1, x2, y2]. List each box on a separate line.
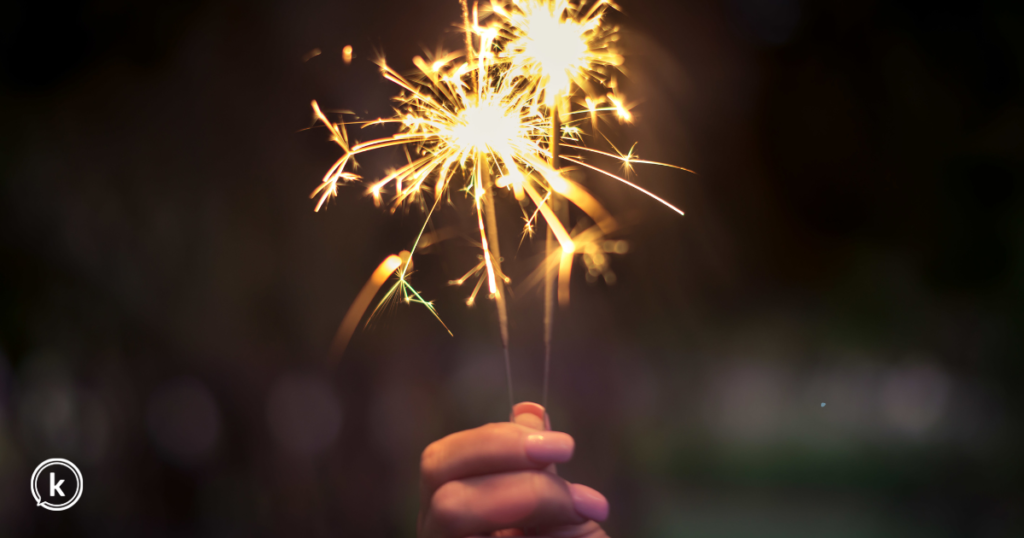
[50, 473, 65, 497]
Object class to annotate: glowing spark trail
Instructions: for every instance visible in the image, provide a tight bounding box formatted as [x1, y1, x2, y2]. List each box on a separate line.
[309, 0, 692, 409]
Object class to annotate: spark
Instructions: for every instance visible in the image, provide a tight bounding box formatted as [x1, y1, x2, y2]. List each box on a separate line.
[493, 0, 623, 102]
[309, 0, 693, 375]
[330, 251, 450, 356]
[303, 48, 322, 62]
[606, 89, 633, 123]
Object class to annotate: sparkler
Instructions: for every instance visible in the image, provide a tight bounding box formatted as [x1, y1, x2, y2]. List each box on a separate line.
[310, 0, 691, 409]
[493, 0, 623, 408]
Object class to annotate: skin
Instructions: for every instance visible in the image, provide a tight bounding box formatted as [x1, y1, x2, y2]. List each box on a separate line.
[418, 402, 610, 538]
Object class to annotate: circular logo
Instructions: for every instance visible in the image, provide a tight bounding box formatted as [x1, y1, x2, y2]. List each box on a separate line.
[31, 458, 83, 511]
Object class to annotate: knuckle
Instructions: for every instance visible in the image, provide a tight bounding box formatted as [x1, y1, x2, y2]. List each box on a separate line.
[528, 469, 550, 496]
[420, 440, 443, 478]
[429, 481, 465, 530]
[478, 422, 507, 435]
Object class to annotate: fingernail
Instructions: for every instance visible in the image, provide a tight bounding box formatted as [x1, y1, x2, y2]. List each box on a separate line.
[512, 402, 547, 430]
[569, 483, 609, 522]
[524, 432, 574, 463]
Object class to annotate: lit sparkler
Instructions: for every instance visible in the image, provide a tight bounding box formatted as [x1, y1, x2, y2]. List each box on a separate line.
[310, 0, 691, 408]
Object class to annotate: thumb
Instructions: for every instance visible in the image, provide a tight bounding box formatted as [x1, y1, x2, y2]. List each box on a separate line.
[511, 401, 557, 476]
[509, 402, 610, 533]
[510, 401, 550, 430]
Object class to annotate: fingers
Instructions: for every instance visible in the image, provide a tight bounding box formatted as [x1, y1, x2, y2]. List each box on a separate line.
[535, 521, 610, 538]
[422, 470, 601, 538]
[567, 484, 609, 521]
[472, 522, 610, 538]
[420, 422, 574, 498]
[417, 402, 610, 538]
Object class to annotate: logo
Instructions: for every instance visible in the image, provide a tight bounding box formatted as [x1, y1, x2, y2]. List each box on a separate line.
[31, 458, 83, 511]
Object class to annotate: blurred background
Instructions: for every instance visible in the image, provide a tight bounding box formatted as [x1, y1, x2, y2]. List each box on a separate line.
[1, 0, 1022, 535]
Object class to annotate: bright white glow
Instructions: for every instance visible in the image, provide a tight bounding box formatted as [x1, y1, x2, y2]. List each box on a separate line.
[449, 101, 522, 153]
[518, 8, 588, 93]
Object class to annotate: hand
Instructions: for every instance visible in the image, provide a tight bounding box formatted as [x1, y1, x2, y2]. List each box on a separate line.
[418, 402, 610, 537]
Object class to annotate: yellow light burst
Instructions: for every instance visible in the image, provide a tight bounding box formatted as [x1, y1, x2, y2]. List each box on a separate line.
[493, 0, 623, 102]
[312, 0, 692, 390]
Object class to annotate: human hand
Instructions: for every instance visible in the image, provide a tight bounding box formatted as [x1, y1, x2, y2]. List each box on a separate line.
[418, 402, 610, 537]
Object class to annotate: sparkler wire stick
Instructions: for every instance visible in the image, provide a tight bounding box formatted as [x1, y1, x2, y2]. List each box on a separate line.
[543, 227, 554, 410]
[470, 0, 515, 410]
[542, 100, 562, 410]
[479, 158, 515, 410]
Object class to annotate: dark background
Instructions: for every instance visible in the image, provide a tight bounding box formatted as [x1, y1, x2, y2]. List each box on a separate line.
[1, 0, 1022, 536]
